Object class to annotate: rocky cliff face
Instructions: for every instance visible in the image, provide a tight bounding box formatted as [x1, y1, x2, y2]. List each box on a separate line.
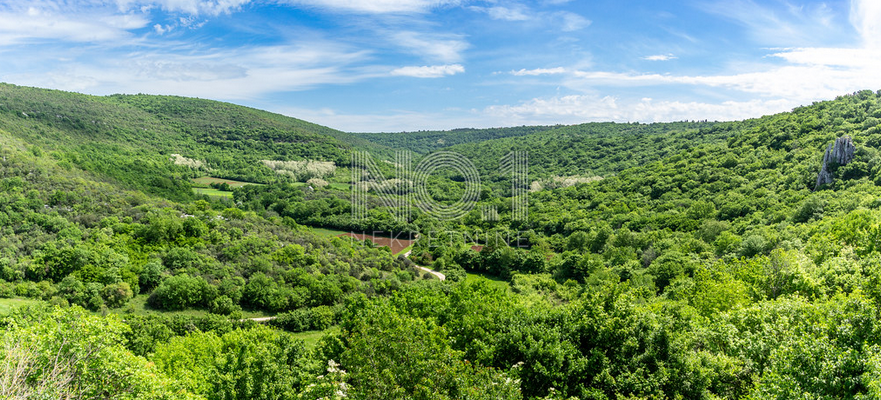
[815, 136, 856, 190]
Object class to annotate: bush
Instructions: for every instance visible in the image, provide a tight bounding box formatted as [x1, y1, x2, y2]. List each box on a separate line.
[311, 305, 336, 330]
[14, 281, 40, 298]
[36, 280, 57, 300]
[48, 296, 69, 307]
[148, 274, 211, 310]
[210, 295, 242, 316]
[87, 294, 105, 311]
[242, 272, 288, 311]
[0, 280, 14, 298]
[739, 234, 769, 258]
[272, 308, 313, 332]
[792, 196, 826, 223]
[649, 252, 696, 293]
[102, 282, 134, 308]
[139, 260, 164, 291]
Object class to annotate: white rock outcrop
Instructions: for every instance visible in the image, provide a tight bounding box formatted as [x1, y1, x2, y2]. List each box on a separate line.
[815, 136, 855, 190]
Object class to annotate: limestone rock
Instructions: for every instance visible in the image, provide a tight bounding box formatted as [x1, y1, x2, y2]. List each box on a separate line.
[815, 136, 855, 190]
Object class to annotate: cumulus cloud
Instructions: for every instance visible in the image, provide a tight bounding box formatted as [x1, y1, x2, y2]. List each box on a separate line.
[391, 64, 464, 78]
[153, 23, 172, 34]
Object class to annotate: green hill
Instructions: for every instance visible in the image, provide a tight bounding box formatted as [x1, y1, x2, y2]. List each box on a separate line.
[0, 83, 362, 198]
[353, 125, 562, 154]
[444, 121, 730, 179]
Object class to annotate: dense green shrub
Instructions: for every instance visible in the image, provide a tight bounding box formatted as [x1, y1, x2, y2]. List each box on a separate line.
[148, 274, 212, 311]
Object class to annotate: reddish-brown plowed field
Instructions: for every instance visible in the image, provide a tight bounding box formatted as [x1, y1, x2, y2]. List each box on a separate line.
[340, 232, 415, 254]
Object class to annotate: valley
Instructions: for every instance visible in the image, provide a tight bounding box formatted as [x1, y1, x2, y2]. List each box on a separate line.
[4, 84, 881, 398]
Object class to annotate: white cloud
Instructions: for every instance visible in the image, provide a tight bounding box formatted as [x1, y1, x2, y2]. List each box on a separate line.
[11, 0, 251, 17]
[555, 11, 590, 31]
[391, 64, 464, 78]
[471, 6, 530, 21]
[0, 0, 253, 47]
[121, 0, 250, 16]
[154, 23, 172, 34]
[281, 0, 458, 14]
[276, 106, 479, 132]
[562, 63, 881, 104]
[487, 6, 529, 21]
[470, 6, 590, 31]
[769, 47, 881, 68]
[538, 1, 868, 105]
[851, 0, 881, 49]
[643, 54, 676, 61]
[510, 67, 566, 76]
[131, 59, 247, 81]
[0, 8, 142, 45]
[699, 0, 843, 47]
[100, 13, 151, 29]
[283, 95, 802, 132]
[391, 31, 469, 63]
[485, 94, 798, 125]
[1, 43, 377, 100]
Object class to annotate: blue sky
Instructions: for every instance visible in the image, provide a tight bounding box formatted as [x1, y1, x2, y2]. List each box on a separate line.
[0, 0, 879, 132]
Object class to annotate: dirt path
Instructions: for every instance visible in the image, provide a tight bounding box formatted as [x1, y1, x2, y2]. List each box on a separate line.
[403, 250, 446, 281]
[247, 316, 276, 322]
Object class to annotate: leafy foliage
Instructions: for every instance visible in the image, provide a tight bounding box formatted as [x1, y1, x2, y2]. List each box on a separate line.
[7, 86, 881, 398]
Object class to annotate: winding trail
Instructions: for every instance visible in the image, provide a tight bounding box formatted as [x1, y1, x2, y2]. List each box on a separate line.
[403, 250, 446, 281]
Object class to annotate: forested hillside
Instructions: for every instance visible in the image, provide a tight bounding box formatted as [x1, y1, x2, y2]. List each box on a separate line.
[0, 83, 365, 199]
[6, 85, 881, 399]
[354, 125, 561, 154]
[446, 121, 723, 179]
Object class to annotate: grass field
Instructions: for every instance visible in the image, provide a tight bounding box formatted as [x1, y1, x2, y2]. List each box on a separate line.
[191, 176, 258, 198]
[465, 271, 510, 291]
[191, 176, 261, 188]
[0, 297, 43, 315]
[193, 187, 234, 198]
[291, 325, 339, 350]
[107, 294, 274, 319]
[308, 227, 350, 237]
